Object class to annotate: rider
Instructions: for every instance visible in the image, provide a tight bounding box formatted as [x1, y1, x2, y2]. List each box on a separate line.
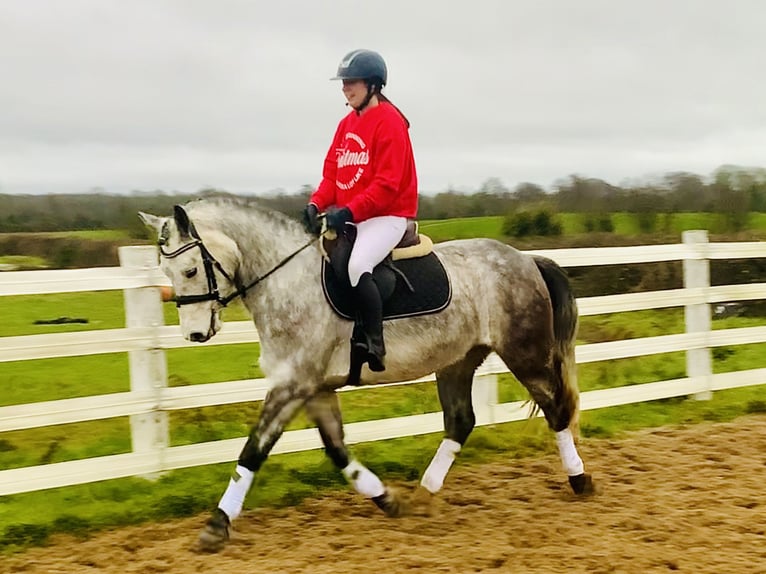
[303, 49, 418, 372]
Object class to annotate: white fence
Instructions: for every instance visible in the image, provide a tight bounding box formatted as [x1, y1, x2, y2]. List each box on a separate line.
[2, 230, 766, 496]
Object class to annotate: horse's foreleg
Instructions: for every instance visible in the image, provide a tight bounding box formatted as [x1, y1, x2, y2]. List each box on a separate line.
[305, 391, 402, 515]
[199, 382, 310, 552]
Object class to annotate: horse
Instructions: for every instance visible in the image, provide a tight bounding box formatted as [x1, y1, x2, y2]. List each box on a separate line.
[138, 196, 593, 552]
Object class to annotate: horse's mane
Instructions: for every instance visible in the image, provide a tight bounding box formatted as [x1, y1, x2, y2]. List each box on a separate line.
[183, 195, 303, 237]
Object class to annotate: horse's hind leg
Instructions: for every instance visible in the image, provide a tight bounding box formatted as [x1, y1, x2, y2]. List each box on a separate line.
[420, 345, 491, 494]
[501, 354, 592, 495]
[305, 391, 402, 516]
[511, 254, 593, 494]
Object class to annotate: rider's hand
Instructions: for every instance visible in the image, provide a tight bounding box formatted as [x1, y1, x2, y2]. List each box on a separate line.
[325, 206, 353, 232]
[301, 203, 321, 235]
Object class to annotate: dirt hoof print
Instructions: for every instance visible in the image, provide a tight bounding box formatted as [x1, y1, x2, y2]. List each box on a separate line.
[408, 486, 436, 517]
[196, 527, 229, 553]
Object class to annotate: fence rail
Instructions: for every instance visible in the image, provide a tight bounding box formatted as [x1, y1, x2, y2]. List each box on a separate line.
[1, 230, 766, 495]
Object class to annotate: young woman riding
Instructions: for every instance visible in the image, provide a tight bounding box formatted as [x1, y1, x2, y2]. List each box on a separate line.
[303, 48, 418, 372]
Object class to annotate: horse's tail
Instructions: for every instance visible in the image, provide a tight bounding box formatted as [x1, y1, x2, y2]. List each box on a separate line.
[533, 255, 580, 436]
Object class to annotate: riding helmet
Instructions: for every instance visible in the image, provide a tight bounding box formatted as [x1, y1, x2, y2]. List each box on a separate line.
[331, 49, 388, 86]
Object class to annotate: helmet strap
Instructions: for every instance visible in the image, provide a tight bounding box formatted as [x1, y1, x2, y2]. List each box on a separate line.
[353, 80, 380, 113]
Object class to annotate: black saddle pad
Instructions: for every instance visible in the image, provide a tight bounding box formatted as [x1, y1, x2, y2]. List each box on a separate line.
[322, 252, 452, 321]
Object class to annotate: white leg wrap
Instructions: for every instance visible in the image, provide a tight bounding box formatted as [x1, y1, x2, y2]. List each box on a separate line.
[555, 428, 584, 476]
[342, 460, 386, 498]
[420, 438, 462, 494]
[217, 464, 254, 521]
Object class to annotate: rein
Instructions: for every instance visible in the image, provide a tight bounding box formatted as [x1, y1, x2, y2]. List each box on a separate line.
[160, 232, 319, 308]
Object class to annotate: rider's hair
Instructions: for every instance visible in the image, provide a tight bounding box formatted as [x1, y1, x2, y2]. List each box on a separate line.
[371, 85, 410, 129]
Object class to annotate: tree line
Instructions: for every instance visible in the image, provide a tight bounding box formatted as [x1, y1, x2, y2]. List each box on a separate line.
[1, 165, 764, 235]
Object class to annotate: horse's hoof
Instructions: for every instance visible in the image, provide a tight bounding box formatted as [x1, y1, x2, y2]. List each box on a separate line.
[568, 473, 595, 496]
[197, 508, 230, 553]
[372, 487, 407, 517]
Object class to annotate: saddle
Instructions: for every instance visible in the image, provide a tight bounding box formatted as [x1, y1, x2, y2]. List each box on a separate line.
[320, 220, 452, 321]
[320, 220, 452, 386]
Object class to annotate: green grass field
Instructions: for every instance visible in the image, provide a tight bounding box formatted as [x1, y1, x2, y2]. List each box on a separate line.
[0, 256, 48, 270]
[20, 230, 133, 241]
[2, 221, 766, 552]
[419, 212, 766, 243]
[7, 213, 766, 270]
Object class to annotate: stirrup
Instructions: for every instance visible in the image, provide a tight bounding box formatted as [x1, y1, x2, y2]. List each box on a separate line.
[345, 342, 366, 386]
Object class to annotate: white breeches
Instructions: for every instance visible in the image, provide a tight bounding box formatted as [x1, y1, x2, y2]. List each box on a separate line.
[348, 216, 408, 287]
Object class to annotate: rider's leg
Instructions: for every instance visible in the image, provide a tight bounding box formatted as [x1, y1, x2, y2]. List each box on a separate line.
[347, 216, 407, 371]
[352, 273, 386, 370]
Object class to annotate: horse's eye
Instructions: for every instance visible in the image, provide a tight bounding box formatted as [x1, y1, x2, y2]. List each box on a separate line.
[184, 268, 198, 279]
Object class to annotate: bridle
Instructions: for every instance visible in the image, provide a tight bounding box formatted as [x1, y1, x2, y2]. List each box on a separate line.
[159, 224, 319, 308]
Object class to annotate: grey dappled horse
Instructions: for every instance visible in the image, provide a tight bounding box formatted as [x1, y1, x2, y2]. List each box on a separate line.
[139, 197, 592, 552]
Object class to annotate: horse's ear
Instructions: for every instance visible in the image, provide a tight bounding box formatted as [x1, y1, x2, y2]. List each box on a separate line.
[138, 211, 164, 234]
[173, 205, 192, 239]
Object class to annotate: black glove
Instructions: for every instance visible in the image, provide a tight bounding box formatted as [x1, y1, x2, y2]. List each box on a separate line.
[302, 203, 321, 235]
[325, 206, 353, 232]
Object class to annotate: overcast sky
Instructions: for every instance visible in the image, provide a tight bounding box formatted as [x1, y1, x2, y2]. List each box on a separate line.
[1, 0, 765, 196]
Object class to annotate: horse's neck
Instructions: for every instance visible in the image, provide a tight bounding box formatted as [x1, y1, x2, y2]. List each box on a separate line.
[236, 227, 308, 279]
[223, 213, 318, 330]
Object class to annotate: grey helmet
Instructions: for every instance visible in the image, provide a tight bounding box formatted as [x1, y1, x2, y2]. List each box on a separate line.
[331, 49, 387, 86]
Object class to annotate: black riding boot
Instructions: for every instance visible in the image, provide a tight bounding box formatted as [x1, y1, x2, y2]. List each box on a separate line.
[353, 272, 386, 372]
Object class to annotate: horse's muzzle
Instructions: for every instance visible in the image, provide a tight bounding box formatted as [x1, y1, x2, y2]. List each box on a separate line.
[189, 331, 211, 343]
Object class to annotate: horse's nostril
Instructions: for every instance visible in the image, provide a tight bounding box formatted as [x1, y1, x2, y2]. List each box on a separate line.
[189, 332, 206, 342]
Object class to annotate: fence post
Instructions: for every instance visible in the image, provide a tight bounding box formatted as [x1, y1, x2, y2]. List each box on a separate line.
[118, 246, 169, 474]
[472, 374, 498, 425]
[682, 230, 713, 400]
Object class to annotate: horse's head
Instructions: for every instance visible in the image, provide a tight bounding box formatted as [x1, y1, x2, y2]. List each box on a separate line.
[139, 204, 242, 343]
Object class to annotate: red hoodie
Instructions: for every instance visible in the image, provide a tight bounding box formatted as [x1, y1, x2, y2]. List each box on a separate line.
[310, 101, 418, 222]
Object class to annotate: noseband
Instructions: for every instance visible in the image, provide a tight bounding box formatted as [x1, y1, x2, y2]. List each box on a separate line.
[160, 238, 243, 308]
[159, 228, 318, 308]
